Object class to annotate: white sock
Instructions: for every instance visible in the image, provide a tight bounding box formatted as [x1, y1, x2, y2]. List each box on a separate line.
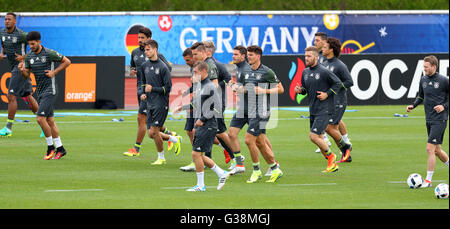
[168, 135, 178, 143]
[445, 160, 449, 167]
[425, 171, 434, 182]
[342, 134, 349, 143]
[54, 137, 63, 148]
[211, 164, 225, 177]
[196, 172, 205, 187]
[158, 152, 165, 160]
[45, 136, 53, 146]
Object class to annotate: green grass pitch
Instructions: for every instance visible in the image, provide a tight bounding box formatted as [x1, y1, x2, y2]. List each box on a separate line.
[0, 105, 448, 209]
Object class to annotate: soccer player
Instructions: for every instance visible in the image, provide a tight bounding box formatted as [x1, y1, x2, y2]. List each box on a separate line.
[406, 55, 449, 188]
[18, 31, 70, 160]
[295, 46, 343, 173]
[186, 61, 230, 192]
[313, 32, 333, 152]
[227, 45, 251, 174]
[230, 45, 283, 183]
[190, 42, 235, 165]
[178, 48, 198, 172]
[123, 26, 178, 157]
[322, 37, 353, 163]
[0, 12, 39, 137]
[138, 40, 181, 165]
[202, 40, 235, 163]
[314, 32, 327, 65]
[181, 47, 196, 145]
[228, 46, 277, 176]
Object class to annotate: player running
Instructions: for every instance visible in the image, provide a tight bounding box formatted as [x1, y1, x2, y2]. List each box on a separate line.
[190, 42, 235, 164]
[229, 45, 283, 183]
[0, 12, 39, 137]
[138, 40, 181, 165]
[123, 26, 179, 157]
[177, 48, 198, 172]
[295, 46, 343, 173]
[313, 32, 352, 154]
[18, 31, 70, 160]
[406, 55, 449, 188]
[322, 37, 353, 163]
[186, 61, 230, 192]
[202, 40, 235, 164]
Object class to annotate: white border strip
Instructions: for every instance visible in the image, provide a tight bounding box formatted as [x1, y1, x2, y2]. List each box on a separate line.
[0, 10, 447, 17]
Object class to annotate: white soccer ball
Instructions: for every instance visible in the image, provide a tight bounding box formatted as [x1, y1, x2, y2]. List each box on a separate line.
[407, 173, 423, 189]
[434, 183, 449, 199]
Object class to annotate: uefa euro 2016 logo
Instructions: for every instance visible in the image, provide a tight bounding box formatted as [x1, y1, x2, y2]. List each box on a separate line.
[323, 14, 340, 30]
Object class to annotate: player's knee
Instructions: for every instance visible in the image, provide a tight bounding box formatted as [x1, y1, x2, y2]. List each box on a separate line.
[244, 136, 254, 146]
[137, 113, 146, 122]
[7, 93, 16, 101]
[36, 116, 45, 125]
[148, 130, 155, 138]
[426, 145, 436, 154]
[434, 146, 442, 155]
[228, 134, 237, 142]
[309, 133, 319, 142]
[191, 151, 201, 159]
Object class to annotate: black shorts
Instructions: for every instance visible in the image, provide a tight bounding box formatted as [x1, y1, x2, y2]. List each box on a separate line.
[329, 103, 346, 125]
[216, 117, 227, 134]
[146, 107, 168, 129]
[8, 66, 33, 97]
[426, 120, 447, 145]
[229, 113, 268, 137]
[192, 126, 217, 153]
[37, 94, 56, 117]
[184, 116, 195, 131]
[137, 97, 148, 115]
[310, 114, 329, 135]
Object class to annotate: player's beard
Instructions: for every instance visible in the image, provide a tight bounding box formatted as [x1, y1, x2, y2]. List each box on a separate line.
[30, 45, 41, 53]
[5, 24, 14, 30]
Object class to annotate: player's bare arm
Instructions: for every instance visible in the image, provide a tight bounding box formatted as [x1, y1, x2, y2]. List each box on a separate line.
[45, 56, 71, 78]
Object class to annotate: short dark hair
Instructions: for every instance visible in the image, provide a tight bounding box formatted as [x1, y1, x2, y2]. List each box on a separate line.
[26, 31, 41, 41]
[247, 45, 262, 56]
[190, 42, 206, 52]
[6, 12, 17, 18]
[233, 45, 247, 58]
[193, 61, 209, 72]
[138, 26, 152, 39]
[144, 39, 158, 49]
[424, 55, 438, 67]
[315, 32, 327, 41]
[183, 48, 193, 57]
[326, 37, 342, 57]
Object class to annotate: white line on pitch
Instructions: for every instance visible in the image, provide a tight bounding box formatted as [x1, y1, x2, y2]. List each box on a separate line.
[44, 189, 104, 192]
[277, 183, 337, 187]
[12, 116, 426, 125]
[162, 186, 218, 190]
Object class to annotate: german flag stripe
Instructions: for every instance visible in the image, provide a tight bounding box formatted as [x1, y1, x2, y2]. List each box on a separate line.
[126, 34, 139, 47]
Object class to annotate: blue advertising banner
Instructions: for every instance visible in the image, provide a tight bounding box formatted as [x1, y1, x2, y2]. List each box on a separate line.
[3, 12, 448, 66]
